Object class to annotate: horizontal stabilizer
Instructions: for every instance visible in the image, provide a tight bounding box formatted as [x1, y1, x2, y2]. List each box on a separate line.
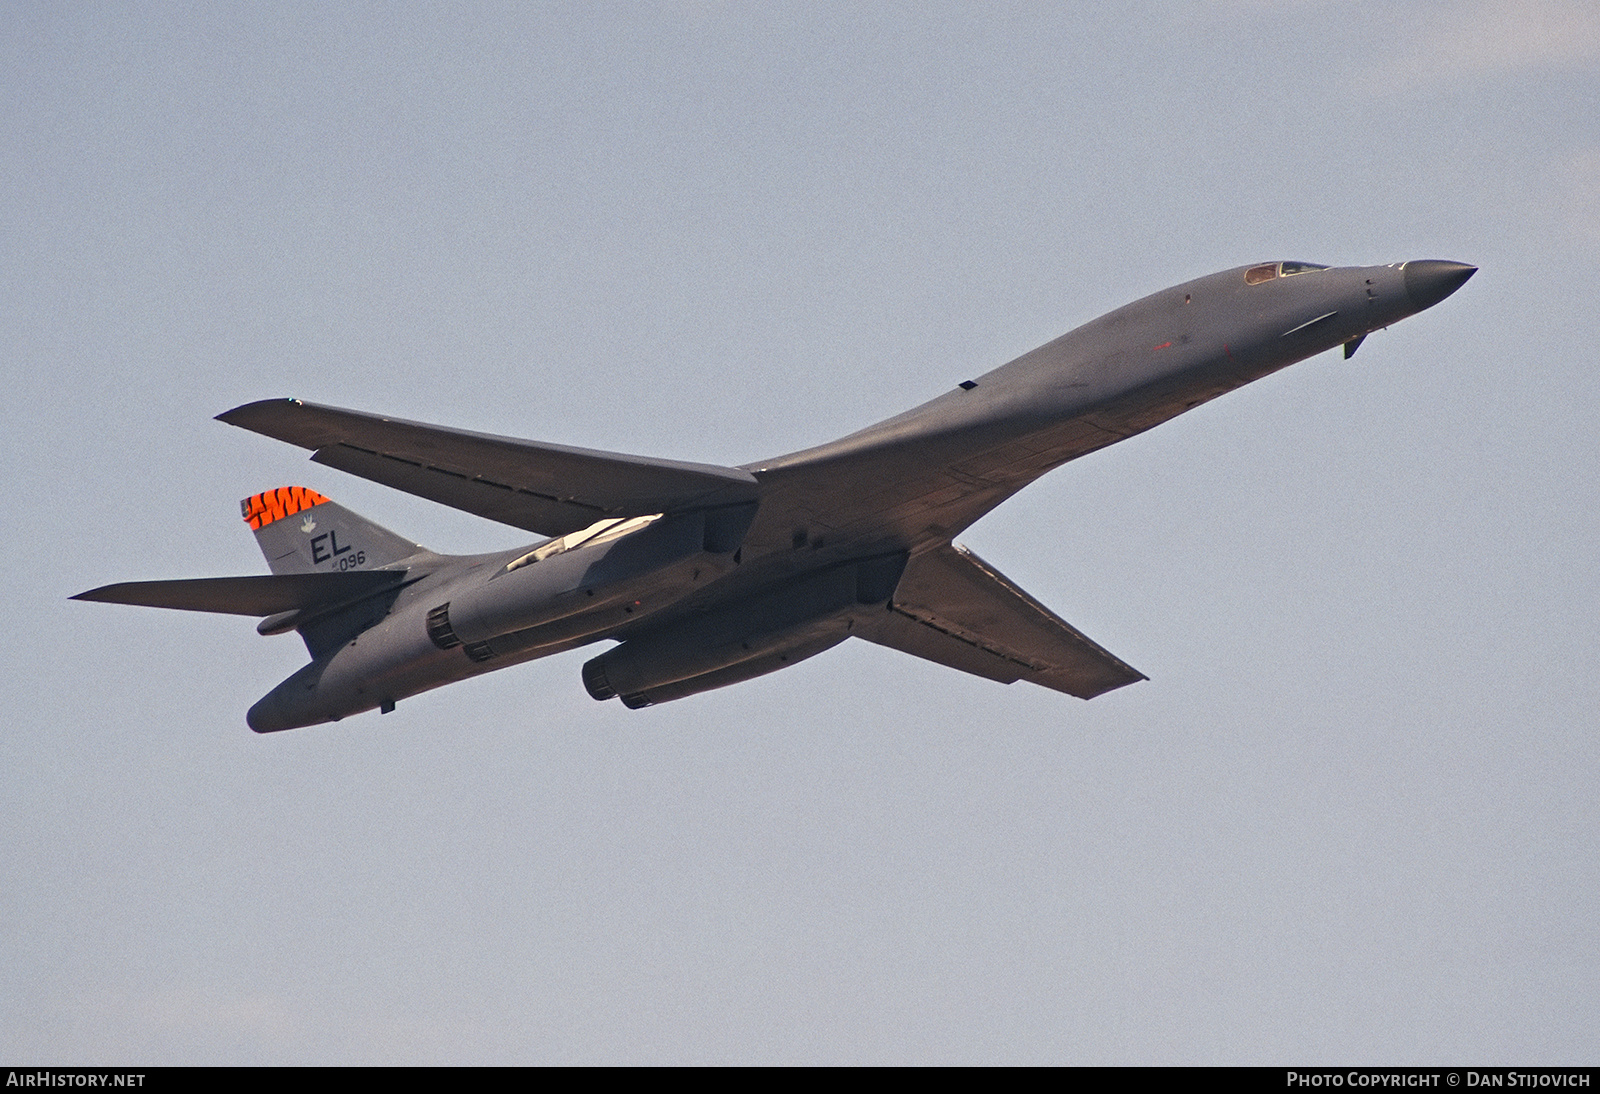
[218, 399, 760, 537]
[859, 542, 1145, 700]
[72, 571, 406, 617]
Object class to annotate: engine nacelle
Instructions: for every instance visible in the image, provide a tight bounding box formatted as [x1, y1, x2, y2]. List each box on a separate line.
[424, 503, 757, 658]
[583, 551, 907, 708]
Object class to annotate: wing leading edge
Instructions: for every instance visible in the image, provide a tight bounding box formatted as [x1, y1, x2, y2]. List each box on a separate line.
[218, 399, 760, 538]
[860, 542, 1145, 700]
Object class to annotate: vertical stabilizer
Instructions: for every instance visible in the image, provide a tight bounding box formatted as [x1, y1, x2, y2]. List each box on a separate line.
[242, 487, 423, 575]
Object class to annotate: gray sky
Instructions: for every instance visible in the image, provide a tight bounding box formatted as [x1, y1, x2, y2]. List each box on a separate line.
[4, 0, 1597, 1064]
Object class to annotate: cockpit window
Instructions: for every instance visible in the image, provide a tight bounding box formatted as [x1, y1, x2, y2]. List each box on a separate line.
[1245, 261, 1330, 286]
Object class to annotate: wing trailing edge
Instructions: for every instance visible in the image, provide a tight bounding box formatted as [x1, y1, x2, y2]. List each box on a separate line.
[859, 542, 1145, 700]
[218, 399, 760, 537]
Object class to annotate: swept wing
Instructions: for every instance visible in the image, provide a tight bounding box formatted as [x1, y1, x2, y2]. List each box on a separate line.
[218, 399, 760, 538]
[860, 542, 1145, 699]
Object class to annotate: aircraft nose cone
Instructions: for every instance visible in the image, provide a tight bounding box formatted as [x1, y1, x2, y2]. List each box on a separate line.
[1403, 260, 1477, 311]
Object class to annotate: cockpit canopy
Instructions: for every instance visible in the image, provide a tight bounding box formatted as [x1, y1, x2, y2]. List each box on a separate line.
[1244, 261, 1329, 285]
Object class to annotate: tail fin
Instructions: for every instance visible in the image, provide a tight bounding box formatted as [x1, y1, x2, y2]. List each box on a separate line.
[242, 487, 423, 575]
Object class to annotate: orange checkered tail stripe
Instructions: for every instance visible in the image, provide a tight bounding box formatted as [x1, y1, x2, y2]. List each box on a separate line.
[240, 486, 330, 531]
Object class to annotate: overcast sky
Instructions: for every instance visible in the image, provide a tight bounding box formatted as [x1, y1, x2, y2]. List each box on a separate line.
[4, 0, 1597, 1064]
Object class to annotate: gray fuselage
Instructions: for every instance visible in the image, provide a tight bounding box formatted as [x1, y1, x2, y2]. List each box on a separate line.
[241, 259, 1473, 730]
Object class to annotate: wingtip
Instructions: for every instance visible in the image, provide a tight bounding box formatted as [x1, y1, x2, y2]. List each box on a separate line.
[215, 397, 303, 425]
[216, 398, 328, 450]
[70, 584, 137, 605]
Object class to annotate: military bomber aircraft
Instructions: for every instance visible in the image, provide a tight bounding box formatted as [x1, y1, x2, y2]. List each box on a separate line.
[76, 259, 1475, 731]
